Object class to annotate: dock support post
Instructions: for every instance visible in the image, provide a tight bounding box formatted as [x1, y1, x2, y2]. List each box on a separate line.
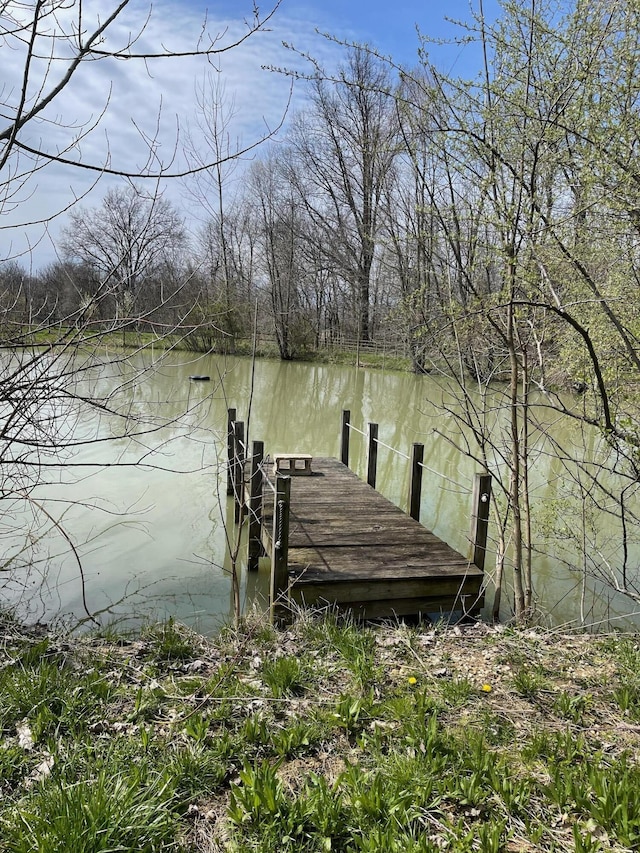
[367, 422, 379, 488]
[226, 408, 236, 495]
[409, 443, 424, 521]
[470, 472, 492, 570]
[270, 474, 291, 623]
[248, 440, 264, 571]
[341, 410, 351, 467]
[233, 420, 245, 523]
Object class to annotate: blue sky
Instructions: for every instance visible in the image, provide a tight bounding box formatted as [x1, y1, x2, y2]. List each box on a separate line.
[277, 0, 489, 71]
[2, 0, 497, 267]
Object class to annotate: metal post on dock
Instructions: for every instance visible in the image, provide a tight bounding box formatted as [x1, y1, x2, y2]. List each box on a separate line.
[270, 474, 291, 623]
[470, 472, 492, 570]
[226, 408, 236, 496]
[233, 420, 245, 523]
[248, 440, 264, 572]
[367, 422, 378, 488]
[409, 443, 424, 521]
[341, 410, 351, 467]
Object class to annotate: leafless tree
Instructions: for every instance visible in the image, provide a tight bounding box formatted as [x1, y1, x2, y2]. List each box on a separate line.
[250, 151, 311, 359]
[285, 47, 400, 343]
[61, 185, 187, 327]
[0, 0, 283, 622]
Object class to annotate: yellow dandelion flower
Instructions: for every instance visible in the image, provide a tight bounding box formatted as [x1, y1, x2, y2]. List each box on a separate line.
[408, 676, 418, 685]
[481, 683, 492, 693]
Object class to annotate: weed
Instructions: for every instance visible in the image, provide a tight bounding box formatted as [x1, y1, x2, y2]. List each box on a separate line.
[0, 657, 112, 740]
[242, 713, 271, 746]
[228, 759, 287, 825]
[553, 690, 590, 724]
[2, 758, 180, 852]
[184, 712, 210, 744]
[512, 664, 548, 697]
[438, 676, 474, 707]
[168, 744, 227, 801]
[271, 719, 323, 757]
[477, 708, 515, 746]
[261, 655, 306, 698]
[599, 637, 640, 719]
[573, 823, 603, 853]
[608, 637, 640, 673]
[319, 616, 382, 687]
[521, 728, 553, 762]
[476, 818, 508, 853]
[145, 617, 197, 662]
[297, 773, 345, 839]
[128, 683, 167, 722]
[16, 637, 51, 666]
[333, 692, 374, 734]
[583, 755, 640, 847]
[0, 742, 30, 795]
[2, 612, 640, 853]
[613, 683, 640, 720]
[487, 762, 533, 816]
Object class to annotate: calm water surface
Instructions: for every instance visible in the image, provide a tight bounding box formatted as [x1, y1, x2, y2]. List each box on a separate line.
[6, 351, 639, 632]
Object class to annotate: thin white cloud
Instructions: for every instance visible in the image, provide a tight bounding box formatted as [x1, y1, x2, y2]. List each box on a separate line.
[0, 0, 342, 268]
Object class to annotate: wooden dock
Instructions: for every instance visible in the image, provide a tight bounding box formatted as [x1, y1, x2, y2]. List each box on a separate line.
[261, 457, 484, 620]
[228, 408, 490, 622]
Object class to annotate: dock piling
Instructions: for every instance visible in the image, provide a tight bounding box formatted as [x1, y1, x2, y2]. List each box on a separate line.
[270, 474, 291, 623]
[233, 420, 245, 523]
[341, 410, 351, 467]
[367, 422, 379, 488]
[470, 472, 492, 570]
[409, 443, 424, 521]
[226, 408, 236, 496]
[248, 440, 264, 571]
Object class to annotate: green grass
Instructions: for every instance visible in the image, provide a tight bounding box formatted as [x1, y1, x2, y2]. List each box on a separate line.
[15, 325, 415, 372]
[1, 613, 639, 852]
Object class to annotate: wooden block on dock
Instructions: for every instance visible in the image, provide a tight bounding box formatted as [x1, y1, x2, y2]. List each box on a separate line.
[274, 453, 313, 475]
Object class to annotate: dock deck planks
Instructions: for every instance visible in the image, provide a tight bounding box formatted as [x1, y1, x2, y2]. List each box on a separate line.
[260, 457, 484, 619]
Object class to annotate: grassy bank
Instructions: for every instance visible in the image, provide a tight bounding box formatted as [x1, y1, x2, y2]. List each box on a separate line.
[24, 327, 413, 372]
[1, 611, 639, 852]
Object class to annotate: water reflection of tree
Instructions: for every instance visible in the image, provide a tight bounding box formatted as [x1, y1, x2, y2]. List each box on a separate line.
[0, 0, 283, 625]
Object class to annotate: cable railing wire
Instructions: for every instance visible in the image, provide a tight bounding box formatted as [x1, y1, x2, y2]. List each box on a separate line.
[374, 437, 410, 461]
[347, 423, 367, 438]
[417, 459, 466, 491]
[237, 407, 469, 511]
[349, 417, 467, 491]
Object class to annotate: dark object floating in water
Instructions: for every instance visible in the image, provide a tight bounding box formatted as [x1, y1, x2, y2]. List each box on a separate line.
[189, 375, 211, 381]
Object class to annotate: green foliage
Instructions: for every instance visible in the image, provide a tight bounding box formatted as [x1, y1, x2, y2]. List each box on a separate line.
[144, 617, 198, 662]
[228, 759, 288, 826]
[241, 712, 270, 746]
[0, 655, 112, 742]
[316, 615, 382, 688]
[270, 718, 323, 758]
[2, 615, 640, 853]
[511, 664, 548, 698]
[167, 744, 227, 800]
[261, 655, 306, 698]
[553, 690, 590, 724]
[438, 676, 475, 707]
[606, 637, 640, 721]
[183, 712, 210, 744]
[2, 757, 181, 852]
[333, 692, 375, 735]
[181, 299, 248, 354]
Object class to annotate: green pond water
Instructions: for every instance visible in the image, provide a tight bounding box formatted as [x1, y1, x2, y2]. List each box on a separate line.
[4, 350, 639, 632]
